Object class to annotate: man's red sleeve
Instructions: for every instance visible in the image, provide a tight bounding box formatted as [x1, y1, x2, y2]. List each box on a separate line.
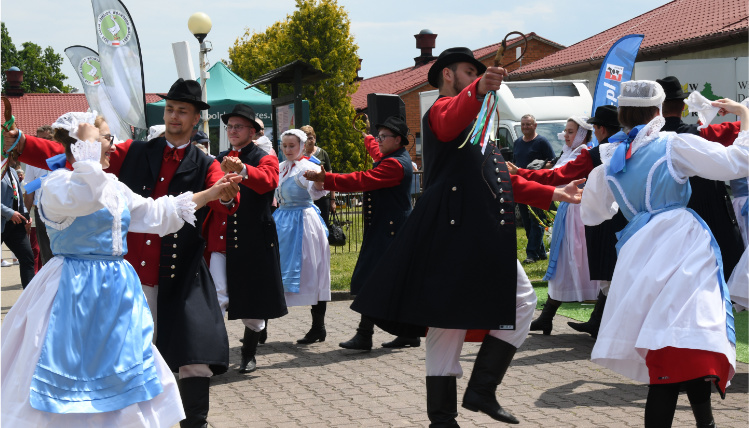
[428, 78, 483, 142]
[204, 159, 240, 215]
[18, 135, 65, 169]
[323, 158, 404, 193]
[104, 139, 132, 175]
[364, 134, 382, 162]
[242, 155, 279, 194]
[700, 121, 740, 147]
[511, 175, 555, 210]
[516, 150, 593, 186]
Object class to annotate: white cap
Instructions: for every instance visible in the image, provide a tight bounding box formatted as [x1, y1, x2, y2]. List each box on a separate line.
[618, 80, 666, 108]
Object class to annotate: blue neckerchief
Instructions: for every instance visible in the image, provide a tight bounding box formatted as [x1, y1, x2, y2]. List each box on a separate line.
[308, 155, 321, 165]
[24, 154, 68, 193]
[609, 125, 645, 174]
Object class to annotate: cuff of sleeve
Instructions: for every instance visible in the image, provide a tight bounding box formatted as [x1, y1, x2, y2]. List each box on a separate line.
[70, 139, 102, 163]
[71, 159, 103, 171]
[172, 192, 197, 226]
[735, 130, 749, 147]
[240, 164, 248, 179]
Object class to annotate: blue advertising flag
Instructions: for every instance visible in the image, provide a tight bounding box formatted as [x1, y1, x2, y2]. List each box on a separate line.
[589, 34, 644, 147]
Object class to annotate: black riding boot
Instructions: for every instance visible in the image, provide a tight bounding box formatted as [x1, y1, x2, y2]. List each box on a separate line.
[239, 327, 260, 373]
[339, 315, 374, 350]
[426, 376, 460, 427]
[568, 291, 607, 338]
[382, 336, 421, 348]
[686, 379, 715, 428]
[298, 301, 327, 344]
[259, 319, 268, 344]
[529, 297, 561, 335]
[461, 335, 519, 424]
[179, 377, 210, 428]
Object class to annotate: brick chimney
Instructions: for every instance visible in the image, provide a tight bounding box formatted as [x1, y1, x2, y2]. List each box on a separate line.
[4, 67, 24, 97]
[414, 29, 437, 67]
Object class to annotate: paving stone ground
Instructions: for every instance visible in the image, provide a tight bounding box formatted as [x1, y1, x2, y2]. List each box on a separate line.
[2, 246, 747, 427]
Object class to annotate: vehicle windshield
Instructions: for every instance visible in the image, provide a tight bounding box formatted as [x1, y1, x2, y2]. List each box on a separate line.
[514, 122, 566, 155]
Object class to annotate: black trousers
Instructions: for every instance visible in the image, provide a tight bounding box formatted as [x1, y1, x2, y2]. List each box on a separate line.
[2, 219, 36, 289]
[314, 196, 331, 228]
[33, 208, 53, 266]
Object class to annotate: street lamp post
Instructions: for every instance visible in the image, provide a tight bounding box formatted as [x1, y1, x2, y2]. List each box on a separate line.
[188, 12, 212, 148]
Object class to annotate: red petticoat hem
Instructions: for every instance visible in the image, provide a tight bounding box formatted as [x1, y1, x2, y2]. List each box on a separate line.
[646, 346, 730, 398]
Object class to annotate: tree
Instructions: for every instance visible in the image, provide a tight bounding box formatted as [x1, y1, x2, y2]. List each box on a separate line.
[1, 22, 72, 93]
[228, 0, 366, 173]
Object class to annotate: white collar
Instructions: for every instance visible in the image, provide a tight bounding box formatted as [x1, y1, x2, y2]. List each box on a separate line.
[165, 140, 190, 150]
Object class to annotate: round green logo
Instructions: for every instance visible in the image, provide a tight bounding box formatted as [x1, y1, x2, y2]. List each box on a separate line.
[97, 10, 132, 47]
[78, 57, 103, 86]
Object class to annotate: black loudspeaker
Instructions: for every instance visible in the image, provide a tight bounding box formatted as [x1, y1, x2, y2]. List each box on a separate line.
[366, 93, 406, 135]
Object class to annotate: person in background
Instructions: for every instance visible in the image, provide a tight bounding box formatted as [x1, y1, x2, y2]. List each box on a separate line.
[191, 130, 211, 156]
[300, 125, 336, 227]
[1, 156, 34, 287]
[512, 114, 555, 264]
[22, 125, 55, 270]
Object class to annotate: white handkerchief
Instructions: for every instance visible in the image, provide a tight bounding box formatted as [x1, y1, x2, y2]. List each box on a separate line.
[685, 92, 719, 130]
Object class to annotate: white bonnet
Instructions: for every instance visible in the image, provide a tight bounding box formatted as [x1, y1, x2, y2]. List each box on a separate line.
[51, 111, 98, 139]
[281, 129, 307, 145]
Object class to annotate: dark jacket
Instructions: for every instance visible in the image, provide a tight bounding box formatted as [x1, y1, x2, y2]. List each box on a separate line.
[118, 139, 229, 375]
[663, 117, 744, 278]
[351, 107, 517, 336]
[350, 147, 413, 295]
[214, 144, 288, 320]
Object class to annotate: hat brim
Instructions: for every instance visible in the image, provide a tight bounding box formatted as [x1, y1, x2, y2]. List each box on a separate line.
[220, 113, 262, 131]
[158, 94, 211, 111]
[427, 54, 487, 88]
[375, 123, 409, 145]
[665, 92, 689, 100]
[586, 117, 620, 128]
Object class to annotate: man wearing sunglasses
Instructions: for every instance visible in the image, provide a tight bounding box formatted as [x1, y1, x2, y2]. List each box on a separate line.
[304, 115, 420, 351]
[206, 103, 287, 374]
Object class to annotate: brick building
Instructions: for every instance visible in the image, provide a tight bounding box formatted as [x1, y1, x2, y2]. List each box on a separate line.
[351, 31, 565, 168]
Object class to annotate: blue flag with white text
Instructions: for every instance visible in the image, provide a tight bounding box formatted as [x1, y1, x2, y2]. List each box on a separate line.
[589, 34, 644, 147]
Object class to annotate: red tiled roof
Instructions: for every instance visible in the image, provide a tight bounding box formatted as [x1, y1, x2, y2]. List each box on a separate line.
[352, 33, 563, 110]
[511, 0, 748, 79]
[0, 93, 162, 136]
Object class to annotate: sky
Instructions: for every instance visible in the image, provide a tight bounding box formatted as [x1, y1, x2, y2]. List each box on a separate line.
[1, 0, 674, 93]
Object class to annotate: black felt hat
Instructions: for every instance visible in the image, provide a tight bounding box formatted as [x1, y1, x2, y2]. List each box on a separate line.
[587, 105, 620, 128]
[158, 78, 211, 110]
[427, 47, 487, 88]
[220, 104, 262, 132]
[656, 76, 689, 100]
[376, 116, 410, 145]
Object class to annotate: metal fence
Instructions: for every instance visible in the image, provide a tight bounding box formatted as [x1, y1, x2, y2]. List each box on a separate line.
[330, 171, 422, 253]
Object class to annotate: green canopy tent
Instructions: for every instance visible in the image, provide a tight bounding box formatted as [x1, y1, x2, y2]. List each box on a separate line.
[145, 61, 308, 153]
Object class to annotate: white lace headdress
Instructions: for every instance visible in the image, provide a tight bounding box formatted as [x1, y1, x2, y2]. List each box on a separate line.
[51, 111, 99, 139]
[280, 129, 307, 160]
[147, 124, 166, 141]
[618, 81, 665, 108]
[567, 116, 593, 149]
[255, 135, 273, 153]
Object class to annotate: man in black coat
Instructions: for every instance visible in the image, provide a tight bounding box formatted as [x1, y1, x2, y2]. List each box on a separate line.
[658, 76, 744, 280]
[304, 116, 418, 351]
[204, 104, 287, 374]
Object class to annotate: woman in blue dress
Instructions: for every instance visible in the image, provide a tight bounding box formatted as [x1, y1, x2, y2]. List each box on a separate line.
[273, 129, 331, 344]
[1, 115, 240, 427]
[581, 82, 749, 428]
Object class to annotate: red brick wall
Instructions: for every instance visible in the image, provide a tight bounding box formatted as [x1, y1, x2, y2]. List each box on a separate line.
[402, 38, 563, 168]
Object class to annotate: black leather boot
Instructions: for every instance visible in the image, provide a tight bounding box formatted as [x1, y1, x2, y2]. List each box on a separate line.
[259, 320, 268, 344]
[239, 327, 260, 373]
[462, 335, 519, 424]
[178, 377, 210, 428]
[426, 376, 460, 427]
[339, 315, 374, 351]
[529, 298, 561, 335]
[298, 301, 327, 344]
[382, 336, 421, 348]
[568, 291, 607, 338]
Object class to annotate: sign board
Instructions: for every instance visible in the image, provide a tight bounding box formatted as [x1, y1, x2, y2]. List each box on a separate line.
[635, 57, 748, 123]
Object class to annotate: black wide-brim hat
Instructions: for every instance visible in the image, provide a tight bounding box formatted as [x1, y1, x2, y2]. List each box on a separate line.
[656, 76, 689, 100]
[427, 47, 487, 88]
[376, 116, 410, 145]
[587, 105, 620, 128]
[221, 104, 262, 132]
[158, 78, 211, 110]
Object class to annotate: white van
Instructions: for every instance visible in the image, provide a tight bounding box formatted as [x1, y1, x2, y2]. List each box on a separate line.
[419, 80, 593, 160]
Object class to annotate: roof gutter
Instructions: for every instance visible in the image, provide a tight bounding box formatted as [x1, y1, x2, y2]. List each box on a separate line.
[510, 29, 748, 80]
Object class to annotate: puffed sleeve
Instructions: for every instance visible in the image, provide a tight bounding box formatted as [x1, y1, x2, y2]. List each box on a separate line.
[121, 182, 196, 236]
[297, 163, 329, 200]
[668, 132, 749, 182]
[38, 160, 111, 226]
[580, 165, 619, 226]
